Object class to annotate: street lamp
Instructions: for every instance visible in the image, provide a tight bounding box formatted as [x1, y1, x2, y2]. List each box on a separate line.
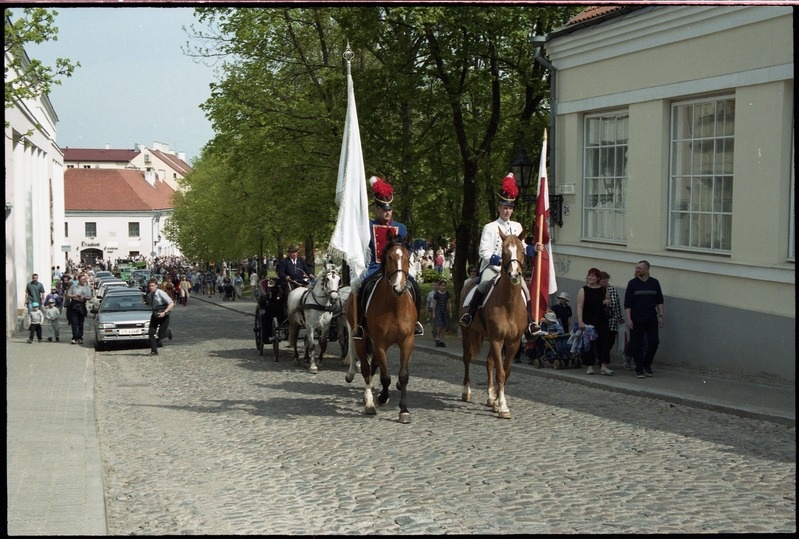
[511, 147, 534, 222]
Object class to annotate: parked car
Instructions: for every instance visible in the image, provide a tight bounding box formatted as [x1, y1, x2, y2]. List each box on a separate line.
[94, 275, 125, 290]
[90, 281, 130, 310]
[93, 291, 150, 351]
[128, 269, 153, 290]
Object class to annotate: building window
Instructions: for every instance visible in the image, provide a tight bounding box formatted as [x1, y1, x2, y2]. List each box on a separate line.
[582, 112, 628, 242]
[128, 222, 140, 237]
[65, 222, 69, 237]
[669, 96, 734, 252]
[66, 164, 74, 169]
[83, 165, 91, 169]
[85, 222, 97, 237]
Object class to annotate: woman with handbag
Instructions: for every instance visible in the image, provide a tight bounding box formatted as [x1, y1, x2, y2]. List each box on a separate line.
[66, 272, 93, 345]
[576, 267, 613, 375]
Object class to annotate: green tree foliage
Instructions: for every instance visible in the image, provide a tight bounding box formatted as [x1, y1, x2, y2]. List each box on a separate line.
[176, 6, 578, 300]
[4, 8, 79, 114]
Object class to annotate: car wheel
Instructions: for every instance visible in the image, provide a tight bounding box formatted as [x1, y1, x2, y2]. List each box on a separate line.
[94, 339, 104, 351]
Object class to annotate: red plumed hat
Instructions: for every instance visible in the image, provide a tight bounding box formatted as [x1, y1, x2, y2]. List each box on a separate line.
[369, 176, 394, 210]
[498, 173, 518, 206]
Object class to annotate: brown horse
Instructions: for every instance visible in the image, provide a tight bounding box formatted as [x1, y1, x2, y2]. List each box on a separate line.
[344, 233, 416, 423]
[460, 229, 528, 419]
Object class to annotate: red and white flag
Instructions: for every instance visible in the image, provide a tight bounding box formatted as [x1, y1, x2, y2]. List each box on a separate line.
[530, 130, 558, 324]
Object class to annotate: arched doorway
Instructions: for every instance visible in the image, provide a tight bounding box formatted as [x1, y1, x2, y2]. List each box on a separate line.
[80, 248, 103, 267]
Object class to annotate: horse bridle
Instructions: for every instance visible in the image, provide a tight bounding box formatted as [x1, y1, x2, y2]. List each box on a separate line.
[383, 247, 409, 296]
[307, 269, 340, 310]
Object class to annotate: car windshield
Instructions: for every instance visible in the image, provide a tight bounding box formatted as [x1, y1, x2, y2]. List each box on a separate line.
[101, 299, 150, 312]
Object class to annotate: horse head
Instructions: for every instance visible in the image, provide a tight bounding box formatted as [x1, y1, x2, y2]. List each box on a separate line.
[498, 228, 525, 286]
[380, 232, 409, 296]
[316, 267, 341, 303]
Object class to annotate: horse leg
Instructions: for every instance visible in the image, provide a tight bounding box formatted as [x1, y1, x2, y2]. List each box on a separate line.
[486, 341, 503, 410]
[494, 339, 519, 419]
[288, 322, 301, 364]
[372, 346, 391, 408]
[461, 332, 473, 402]
[396, 339, 412, 424]
[361, 346, 377, 415]
[306, 329, 318, 373]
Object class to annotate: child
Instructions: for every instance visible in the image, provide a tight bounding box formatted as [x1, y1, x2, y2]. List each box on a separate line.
[552, 292, 572, 332]
[43, 298, 61, 342]
[27, 302, 44, 343]
[433, 280, 452, 347]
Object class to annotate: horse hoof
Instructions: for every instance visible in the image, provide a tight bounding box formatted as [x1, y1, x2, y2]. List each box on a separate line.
[461, 392, 472, 402]
[345, 373, 355, 383]
[364, 406, 377, 415]
[398, 412, 411, 424]
[308, 365, 318, 374]
[498, 410, 512, 419]
[377, 395, 389, 406]
[486, 398, 495, 407]
[491, 402, 500, 413]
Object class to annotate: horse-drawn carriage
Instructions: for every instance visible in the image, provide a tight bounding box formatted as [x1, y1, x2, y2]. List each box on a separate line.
[253, 268, 348, 371]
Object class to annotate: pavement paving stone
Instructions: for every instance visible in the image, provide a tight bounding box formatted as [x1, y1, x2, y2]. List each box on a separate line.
[6, 292, 796, 535]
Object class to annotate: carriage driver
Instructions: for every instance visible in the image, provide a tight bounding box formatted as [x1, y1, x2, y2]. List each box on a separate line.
[353, 176, 425, 339]
[277, 244, 314, 300]
[459, 173, 543, 335]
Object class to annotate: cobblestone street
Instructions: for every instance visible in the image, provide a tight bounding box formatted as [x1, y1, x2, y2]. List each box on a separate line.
[93, 299, 795, 534]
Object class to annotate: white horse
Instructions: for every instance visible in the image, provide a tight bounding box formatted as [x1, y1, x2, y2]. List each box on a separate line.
[286, 267, 341, 373]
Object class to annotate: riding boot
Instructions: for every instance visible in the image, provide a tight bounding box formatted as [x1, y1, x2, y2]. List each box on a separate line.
[410, 278, 424, 336]
[459, 288, 485, 328]
[526, 300, 543, 336]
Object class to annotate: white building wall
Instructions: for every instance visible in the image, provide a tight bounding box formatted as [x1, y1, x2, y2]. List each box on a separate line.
[545, 6, 794, 380]
[64, 210, 179, 265]
[5, 72, 63, 336]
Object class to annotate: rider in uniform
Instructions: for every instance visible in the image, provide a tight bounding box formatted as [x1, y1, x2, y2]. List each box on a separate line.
[459, 173, 542, 335]
[353, 176, 424, 339]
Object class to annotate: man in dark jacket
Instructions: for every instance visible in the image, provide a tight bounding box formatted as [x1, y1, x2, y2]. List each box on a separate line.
[277, 244, 314, 300]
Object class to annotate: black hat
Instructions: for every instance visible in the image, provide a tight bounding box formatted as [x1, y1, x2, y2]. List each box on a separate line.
[369, 176, 394, 210]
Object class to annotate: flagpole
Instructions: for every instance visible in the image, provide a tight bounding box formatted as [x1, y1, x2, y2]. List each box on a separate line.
[532, 129, 547, 324]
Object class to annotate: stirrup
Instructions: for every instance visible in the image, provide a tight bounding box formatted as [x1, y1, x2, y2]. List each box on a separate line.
[528, 322, 543, 336]
[353, 326, 364, 340]
[414, 321, 424, 336]
[459, 313, 473, 328]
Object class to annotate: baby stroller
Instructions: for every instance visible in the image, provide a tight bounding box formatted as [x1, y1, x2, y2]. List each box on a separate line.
[223, 282, 235, 301]
[526, 331, 579, 369]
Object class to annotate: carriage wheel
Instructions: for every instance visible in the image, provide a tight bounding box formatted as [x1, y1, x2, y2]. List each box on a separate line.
[254, 307, 264, 355]
[272, 318, 280, 361]
[532, 358, 542, 368]
[552, 358, 562, 370]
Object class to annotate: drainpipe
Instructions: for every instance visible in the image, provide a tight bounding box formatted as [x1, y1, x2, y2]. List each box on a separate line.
[532, 38, 557, 191]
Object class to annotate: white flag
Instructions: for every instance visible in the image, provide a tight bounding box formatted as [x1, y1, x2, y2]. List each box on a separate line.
[328, 67, 370, 280]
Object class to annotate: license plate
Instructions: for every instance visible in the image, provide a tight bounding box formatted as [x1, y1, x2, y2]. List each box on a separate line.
[118, 328, 143, 335]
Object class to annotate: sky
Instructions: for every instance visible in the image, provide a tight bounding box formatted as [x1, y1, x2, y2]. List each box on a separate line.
[21, 7, 219, 164]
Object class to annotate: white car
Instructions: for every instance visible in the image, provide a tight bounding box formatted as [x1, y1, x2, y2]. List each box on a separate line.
[93, 291, 151, 351]
[89, 281, 130, 311]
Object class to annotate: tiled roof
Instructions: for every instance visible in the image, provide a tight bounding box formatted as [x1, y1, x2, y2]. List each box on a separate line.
[152, 149, 192, 174]
[566, 6, 626, 26]
[63, 148, 140, 162]
[64, 168, 174, 211]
